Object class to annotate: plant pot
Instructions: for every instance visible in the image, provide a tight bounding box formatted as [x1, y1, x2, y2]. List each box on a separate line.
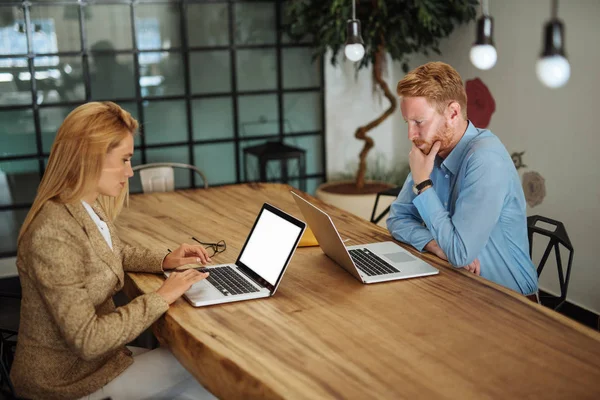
[315, 180, 395, 227]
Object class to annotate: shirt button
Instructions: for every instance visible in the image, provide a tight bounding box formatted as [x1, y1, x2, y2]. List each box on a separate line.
[444, 202, 448, 206]
[445, 174, 449, 178]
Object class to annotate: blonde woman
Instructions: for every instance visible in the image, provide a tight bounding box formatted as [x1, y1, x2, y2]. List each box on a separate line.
[11, 102, 216, 399]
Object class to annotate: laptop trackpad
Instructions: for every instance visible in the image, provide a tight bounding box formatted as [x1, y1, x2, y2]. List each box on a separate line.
[383, 252, 415, 263]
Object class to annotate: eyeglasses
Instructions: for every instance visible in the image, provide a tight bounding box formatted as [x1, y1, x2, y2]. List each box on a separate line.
[192, 236, 226, 257]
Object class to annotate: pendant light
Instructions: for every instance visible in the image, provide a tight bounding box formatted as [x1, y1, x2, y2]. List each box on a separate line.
[470, 0, 497, 70]
[344, 0, 365, 62]
[536, 0, 570, 88]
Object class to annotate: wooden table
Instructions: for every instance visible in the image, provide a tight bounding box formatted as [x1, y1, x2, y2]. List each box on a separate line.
[117, 183, 600, 399]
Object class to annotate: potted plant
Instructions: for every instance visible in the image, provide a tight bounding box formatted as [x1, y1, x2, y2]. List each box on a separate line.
[283, 0, 477, 216]
[329, 155, 412, 225]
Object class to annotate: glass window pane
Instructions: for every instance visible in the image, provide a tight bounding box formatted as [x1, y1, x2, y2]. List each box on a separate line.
[0, 208, 28, 255]
[135, 4, 181, 50]
[129, 150, 143, 194]
[142, 100, 187, 145]
[89, 53, 135, 100]
[236, 49, 276, 91]
[234, 2, 275, 45]
[282, 48, 320, 89]
[194, 143, 236, 186]
[0, 159, 40, 206]
[285, 135, 323, 175]
[0, 109, 36, 157]
[192, 97, 233, 141]
[145, 146, 190, 189]
[139, 52, 184, 97]
[34, 56, 85, 104]
[0, 58, 31, 106]
[238, 95, 278, 138]
[40, 106, 76, 153]
[284, 92, 322, 134]
[187, 3, 229, 47]
[85, 5, 132, 51]
[0, 6, 27, 55]
[30, 5, 81, 53]
[189, 51, 230, 94]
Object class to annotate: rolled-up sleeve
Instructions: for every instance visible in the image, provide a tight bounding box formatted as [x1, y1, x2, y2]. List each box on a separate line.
[413, 151, 509, 266]
[387, 174, 434, 252]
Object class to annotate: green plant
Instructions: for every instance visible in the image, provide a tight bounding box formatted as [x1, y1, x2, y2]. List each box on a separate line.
[284, 0, 477, 189]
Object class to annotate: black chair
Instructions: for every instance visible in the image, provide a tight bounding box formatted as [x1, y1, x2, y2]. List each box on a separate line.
[0, 275, 21, 399]
[0, 328, 18, 398]
[370, 186, 401, 224]
[527, 215, 574, 311]
[243, 141, 307, 192]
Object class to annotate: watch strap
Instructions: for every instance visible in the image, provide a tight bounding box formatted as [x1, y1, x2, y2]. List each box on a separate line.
[415, 179, 433, 191]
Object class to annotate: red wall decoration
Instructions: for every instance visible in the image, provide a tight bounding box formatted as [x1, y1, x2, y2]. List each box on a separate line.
[465, 78, 496, 128]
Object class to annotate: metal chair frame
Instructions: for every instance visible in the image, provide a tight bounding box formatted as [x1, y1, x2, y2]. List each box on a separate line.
[132, 162, 208, 192]
[370, 186, 402, 224]
[528, 215, 574, 311]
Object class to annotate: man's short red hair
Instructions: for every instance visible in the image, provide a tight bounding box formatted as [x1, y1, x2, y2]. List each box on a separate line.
[396, 62, 467, 119]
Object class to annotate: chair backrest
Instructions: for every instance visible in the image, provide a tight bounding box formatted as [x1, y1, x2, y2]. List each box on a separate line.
[370, 186, 402, 225]
[132, 163, 208, 193]
[527, 215, 574, 310]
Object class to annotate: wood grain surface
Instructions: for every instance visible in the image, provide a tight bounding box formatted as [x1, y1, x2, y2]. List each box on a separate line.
[117, 183, 600, 399]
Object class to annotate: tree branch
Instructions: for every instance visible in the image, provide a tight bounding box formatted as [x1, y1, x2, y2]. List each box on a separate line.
[354, 47, 398, 189]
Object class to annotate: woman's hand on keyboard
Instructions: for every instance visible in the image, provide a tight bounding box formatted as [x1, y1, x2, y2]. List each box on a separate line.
[156, 269, 210, 304]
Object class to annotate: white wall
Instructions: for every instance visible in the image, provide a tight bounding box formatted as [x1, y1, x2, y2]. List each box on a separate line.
[325, 0, 600, 313]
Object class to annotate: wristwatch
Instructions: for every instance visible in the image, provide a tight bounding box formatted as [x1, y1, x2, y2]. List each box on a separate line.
[412, 179, 433, 195]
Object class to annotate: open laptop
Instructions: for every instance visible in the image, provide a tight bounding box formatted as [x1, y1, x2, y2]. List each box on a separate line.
[291, 191, 438, 284]
[166, 203, 305, 307]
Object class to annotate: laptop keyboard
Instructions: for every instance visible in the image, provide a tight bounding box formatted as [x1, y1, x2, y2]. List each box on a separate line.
[203, 266, 259, 296]
[348, 249, 400, 276]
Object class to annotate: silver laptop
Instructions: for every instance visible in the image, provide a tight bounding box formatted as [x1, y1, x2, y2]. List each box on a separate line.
[166, 203, 305, 307]
[291, 191, 438, 284]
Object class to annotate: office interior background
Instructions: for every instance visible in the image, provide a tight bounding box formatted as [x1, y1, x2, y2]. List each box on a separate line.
[1, 0, 600, 322]
[0, 0, 325, 257]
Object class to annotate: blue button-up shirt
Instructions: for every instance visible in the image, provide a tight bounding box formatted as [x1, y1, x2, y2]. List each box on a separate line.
[387, 122, 538, 295]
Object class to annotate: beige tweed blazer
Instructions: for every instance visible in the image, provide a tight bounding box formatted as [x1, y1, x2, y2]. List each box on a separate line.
[11, 200, 169, 400]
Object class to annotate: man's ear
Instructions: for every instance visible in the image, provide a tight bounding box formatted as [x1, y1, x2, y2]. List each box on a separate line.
[446, 101, 462, 125]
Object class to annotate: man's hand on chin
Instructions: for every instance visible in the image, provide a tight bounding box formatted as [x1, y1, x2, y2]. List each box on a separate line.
[409, 141, 441, 184]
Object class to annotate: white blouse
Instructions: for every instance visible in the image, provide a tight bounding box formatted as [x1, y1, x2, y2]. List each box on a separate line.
[81, 201, 113, 250]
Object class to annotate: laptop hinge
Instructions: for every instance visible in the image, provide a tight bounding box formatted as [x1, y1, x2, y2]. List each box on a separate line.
[235, 264, 268, 289]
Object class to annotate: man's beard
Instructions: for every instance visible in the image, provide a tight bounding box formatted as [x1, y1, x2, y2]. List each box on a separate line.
[413, 123, 453, 155]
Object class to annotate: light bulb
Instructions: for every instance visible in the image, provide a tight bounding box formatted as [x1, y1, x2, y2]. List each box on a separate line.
[345, 19, 365, 62]
[470, 15, 496, 70]
[470, 44, 497, 70]
[537, 17, 570, 89]
[536, 55, 570, 88]
[345, 43, 365, 62]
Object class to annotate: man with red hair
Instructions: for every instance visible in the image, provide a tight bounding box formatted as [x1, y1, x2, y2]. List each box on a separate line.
[387, 62, 538, 300]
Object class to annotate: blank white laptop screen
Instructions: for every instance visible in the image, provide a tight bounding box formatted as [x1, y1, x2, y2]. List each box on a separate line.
[238, 209, 303, 286]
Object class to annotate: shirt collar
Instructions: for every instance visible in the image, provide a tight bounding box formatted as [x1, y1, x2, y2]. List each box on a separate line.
[440, 121, 479, 175]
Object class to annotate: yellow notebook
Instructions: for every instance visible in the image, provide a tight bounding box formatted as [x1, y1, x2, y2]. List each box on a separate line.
[298, 226, 319, 247]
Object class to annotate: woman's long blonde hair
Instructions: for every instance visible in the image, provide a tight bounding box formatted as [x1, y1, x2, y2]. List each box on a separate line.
[18, 101, 138, 242]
